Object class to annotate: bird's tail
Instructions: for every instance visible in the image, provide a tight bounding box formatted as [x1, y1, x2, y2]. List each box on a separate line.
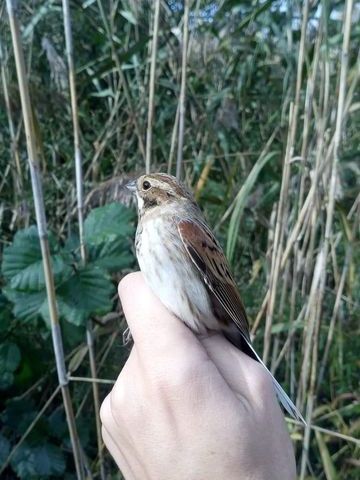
[243, 337, 306, 425]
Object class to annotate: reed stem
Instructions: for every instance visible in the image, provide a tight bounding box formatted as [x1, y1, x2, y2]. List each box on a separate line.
[175, 0, 190, 180]
[6, 1, 84, 477]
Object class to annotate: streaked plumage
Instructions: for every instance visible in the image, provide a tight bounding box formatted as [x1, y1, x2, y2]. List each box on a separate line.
[127, 173, 305, 425]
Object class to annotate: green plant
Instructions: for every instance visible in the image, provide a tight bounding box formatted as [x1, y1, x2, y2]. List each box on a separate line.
[0, 202, 135, 478]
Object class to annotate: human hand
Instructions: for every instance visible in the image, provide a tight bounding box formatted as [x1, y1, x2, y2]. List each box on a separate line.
[100, 272, 296, 480]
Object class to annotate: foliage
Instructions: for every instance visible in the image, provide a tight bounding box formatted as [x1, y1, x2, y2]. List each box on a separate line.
[0, 203, 135, 478]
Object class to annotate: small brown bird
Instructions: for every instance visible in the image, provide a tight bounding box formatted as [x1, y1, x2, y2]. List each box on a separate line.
[127, 172, 305, 424]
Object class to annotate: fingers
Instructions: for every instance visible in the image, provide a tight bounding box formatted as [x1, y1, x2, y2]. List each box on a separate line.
[101, 425, 135, 480]
[200, 334, 279, 410]
[118, 272, 207, 367]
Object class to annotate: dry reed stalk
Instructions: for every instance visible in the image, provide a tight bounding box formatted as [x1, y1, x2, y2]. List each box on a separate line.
[297, 23, 322, 217]
[263, 0, 310, 364]
[262, 103, 293, 362]
[168, 102, 180, 174]
[317, 205, 358, 389]
[69, 376, 115, 384]
[84, 91, 125, 180]
[145, 0, 161, 174]
[96, 0, 145, 161]
[299, 1, 354, 475]
[175, 0, 190, 180]
[61, 2, 105, 476]
[0, 41, 23, 198]
[62, 0, 84, 259]
[75, 331, 119, 419]
[5, 1, 84, 477]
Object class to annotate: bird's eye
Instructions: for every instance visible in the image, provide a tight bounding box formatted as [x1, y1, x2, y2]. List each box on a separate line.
[142, 180, 151, 190]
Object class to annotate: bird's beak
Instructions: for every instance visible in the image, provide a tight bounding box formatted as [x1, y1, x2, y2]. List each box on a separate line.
[125, 180, 137, 194]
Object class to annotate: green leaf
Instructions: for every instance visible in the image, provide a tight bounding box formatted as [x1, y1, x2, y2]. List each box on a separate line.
[2, 227, 42, 280]
[0, 341, 21, 388]
[226, 151, 277, 264]
[120, 9, 137, 25]
[0, 342, 21, 372]
[0, 372, 15, 390]
[56, 265, 114, 326]
[0, 292, 13, 333]
[88, 238, 134, 272]
[1, 398, 37, 434]
[0, 433, 10, 465]
[84, 203, 134, 246]
[3, 288, 47, 322]
[2, 227, 70, 291]
[11, 443, 66, 478]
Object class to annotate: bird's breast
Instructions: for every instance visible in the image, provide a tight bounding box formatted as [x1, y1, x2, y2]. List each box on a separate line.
[136, 216, 219, 334]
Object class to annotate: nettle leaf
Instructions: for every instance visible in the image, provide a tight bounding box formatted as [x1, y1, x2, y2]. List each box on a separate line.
[56, 265, 114, 326]
[0, 342, 21, 372]
[0, 372, 15, 390]
[0, 292, 13, 333]
[3, 289, 47, 322]
[0, 342, 21, 390]
[1, 398, 37, 434]
[11, 255, 71, 291]
[11, 443, 66, 478]
[0, 433, 10, 465]
[88, 237, 135, 272]
[84, 203, 135, 246]
[2, 226, 42, 279]
[2, 226, 70, 291]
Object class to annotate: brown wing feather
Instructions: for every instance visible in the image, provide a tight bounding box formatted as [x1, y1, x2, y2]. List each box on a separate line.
[178, 219, 307, 425]
[178, 219, 250, 342]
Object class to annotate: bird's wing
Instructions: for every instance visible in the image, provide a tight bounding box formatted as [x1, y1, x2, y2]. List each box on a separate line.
[178, 219, 250, 341]
[178, 218, 306, 425]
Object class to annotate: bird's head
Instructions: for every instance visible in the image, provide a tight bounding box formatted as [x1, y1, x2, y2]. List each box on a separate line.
[126, 173, 195, 215]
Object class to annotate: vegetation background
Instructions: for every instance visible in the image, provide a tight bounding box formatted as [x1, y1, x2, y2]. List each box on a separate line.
[0, 0, 359, 478]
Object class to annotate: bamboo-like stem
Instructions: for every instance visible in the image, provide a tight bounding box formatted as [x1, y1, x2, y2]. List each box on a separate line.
[69, 376, 115, 384]
[86, 321, 106, 477]
[61, 1, 105, 477]
[6, 2, 84, 478]
[62, 0, 85, 260]
[168, 102, 180, 174]
[75, 331, 119, 420]
[145, 0, 161, 174]
[175, 0, 190, 180]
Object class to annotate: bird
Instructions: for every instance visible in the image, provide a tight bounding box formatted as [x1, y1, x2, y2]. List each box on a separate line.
[126, 172, 305, 425]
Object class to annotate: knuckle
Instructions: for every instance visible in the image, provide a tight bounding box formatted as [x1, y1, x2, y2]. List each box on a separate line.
[151, 361, 201, 396]
[110, 380, 127, 409]
[99, 394, 111, 427]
